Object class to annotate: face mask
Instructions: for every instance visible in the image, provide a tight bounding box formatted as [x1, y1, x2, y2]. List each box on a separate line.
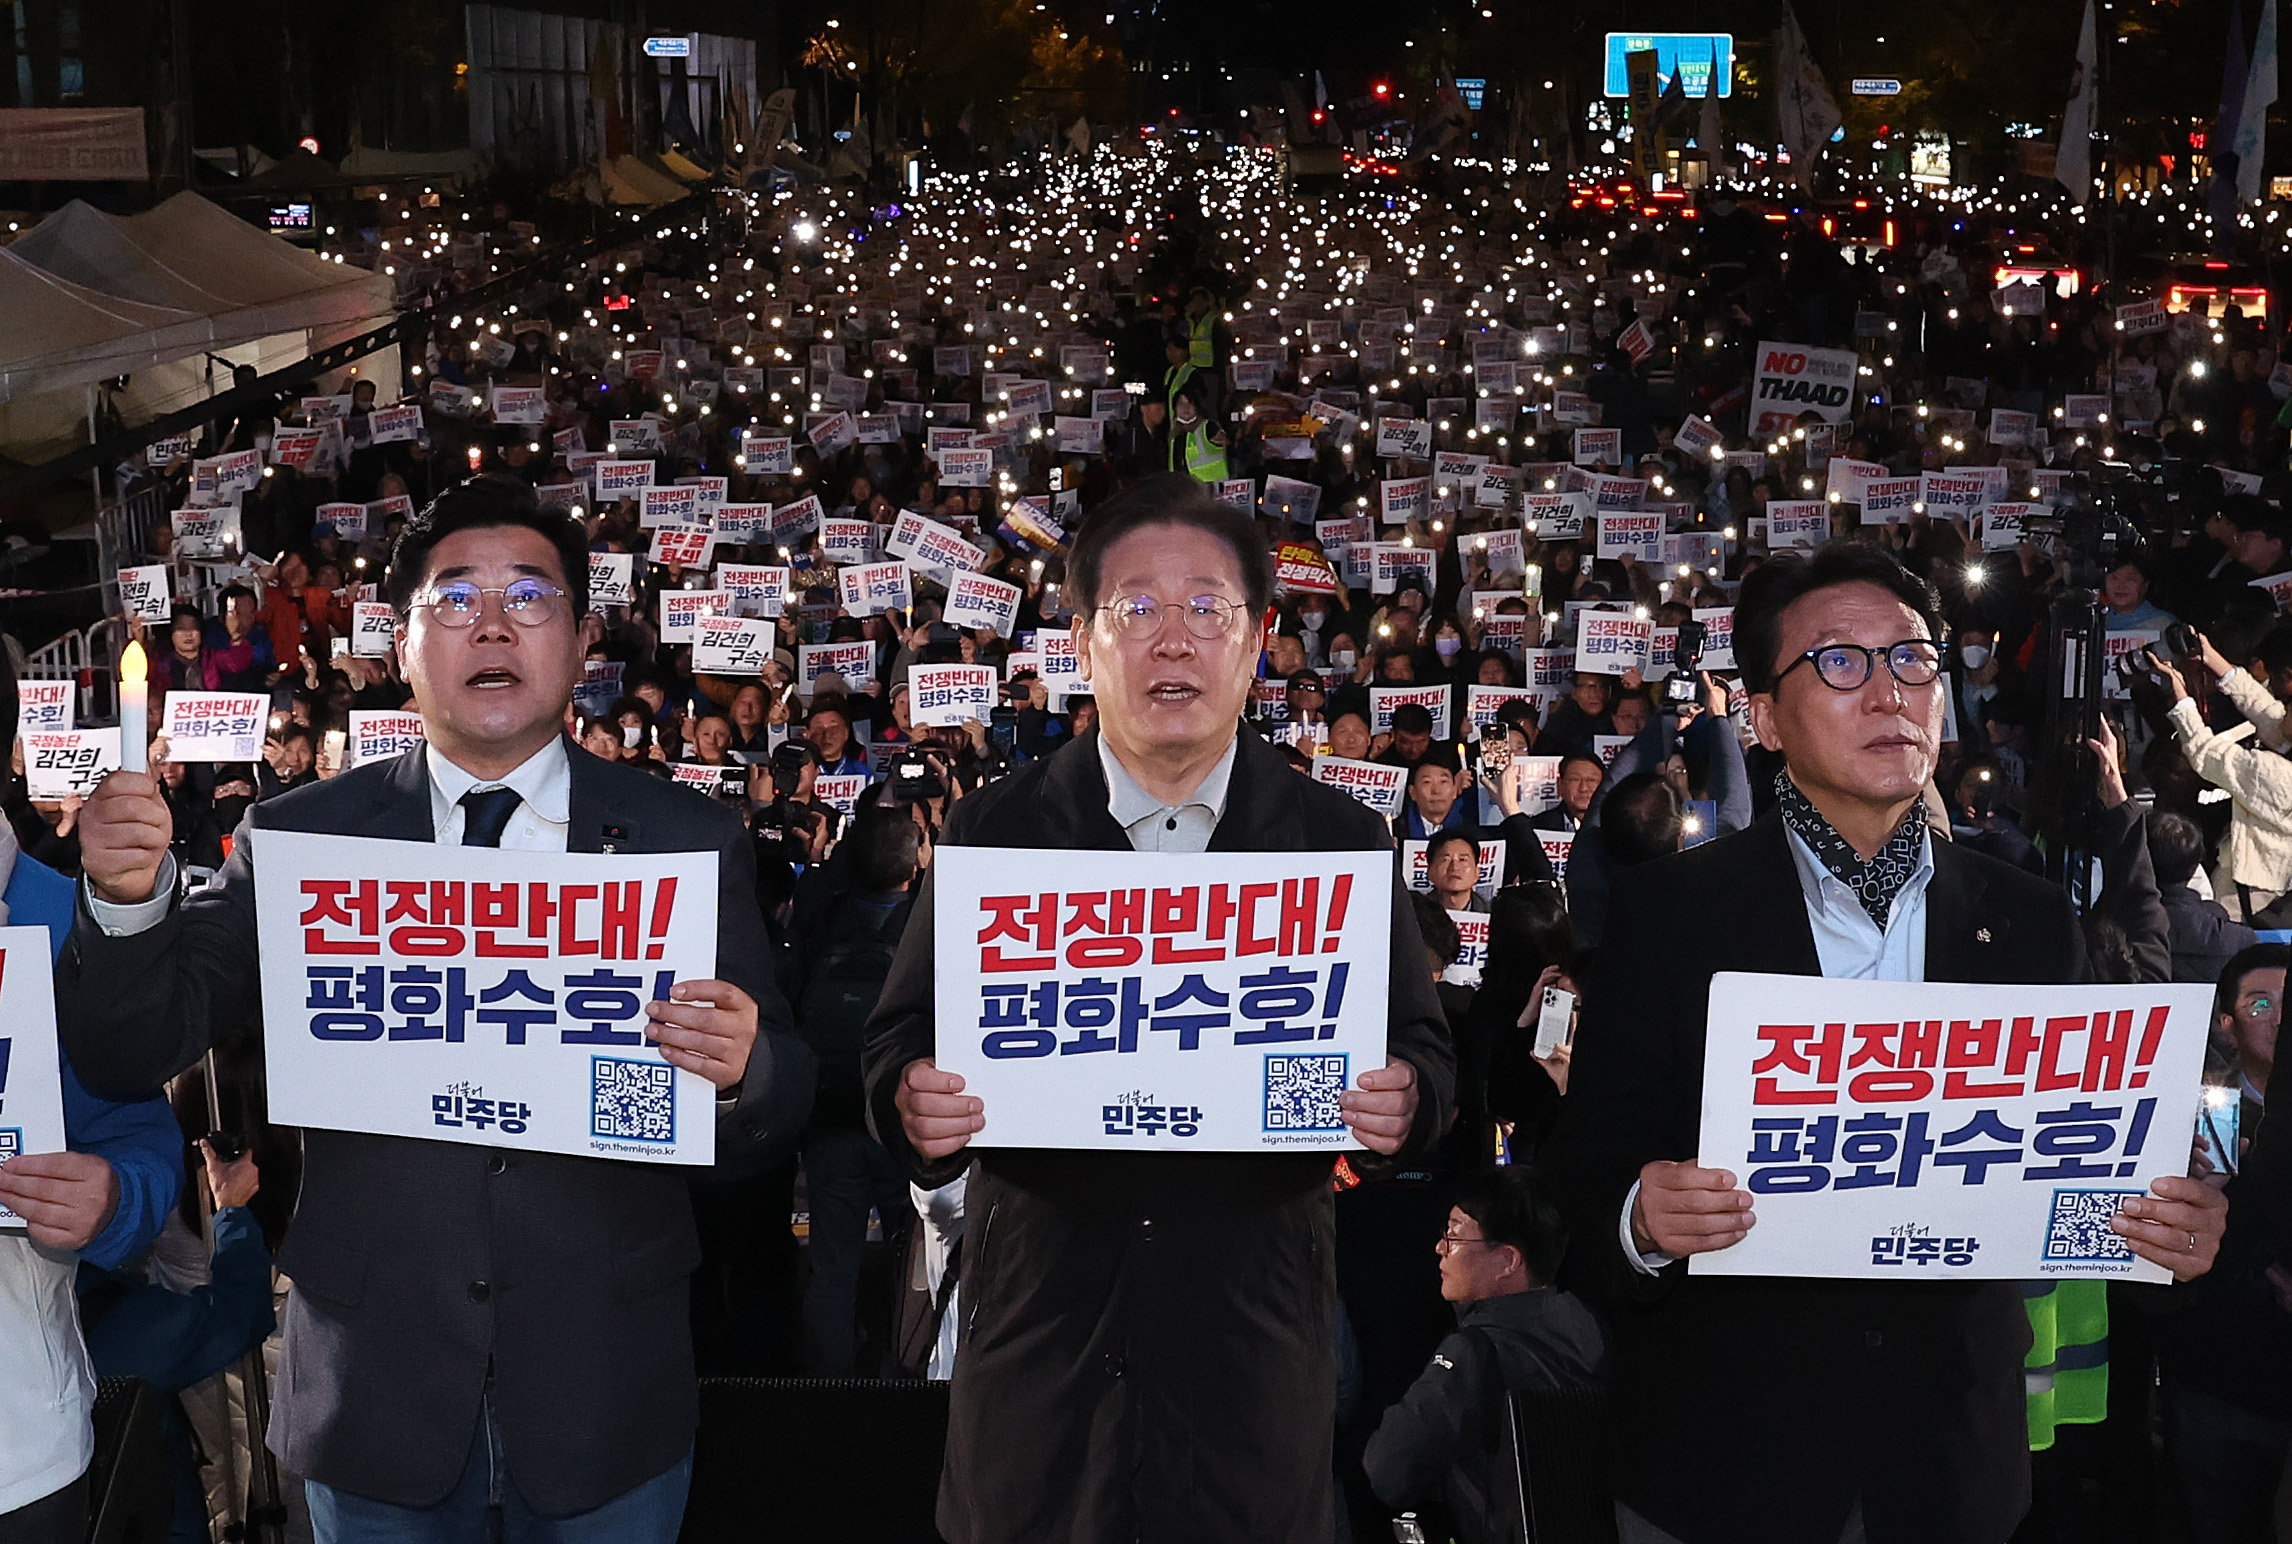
[1960, 644, 1992, 671]
[1331, 650, 1357, 671]
[1435, 637, 1462, 660]
[622, 724, 645, 749]
[1301, 611, 1326, 631]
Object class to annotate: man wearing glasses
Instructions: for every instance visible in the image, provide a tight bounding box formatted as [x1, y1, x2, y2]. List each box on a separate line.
[59, 475, 812, 1543]
[1550, 543, 2226, 1544]
[865, 474, 1453, 1544]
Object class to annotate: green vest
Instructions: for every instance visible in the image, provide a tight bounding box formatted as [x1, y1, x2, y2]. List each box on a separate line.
[1172, 419, 1228, 482]
[2023, 1280, 2109, 1451]
[1188, 307, 1217, 369]
[1164, 360, 1197, 424]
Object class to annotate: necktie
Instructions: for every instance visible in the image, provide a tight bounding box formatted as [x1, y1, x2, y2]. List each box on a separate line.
[460, 786, 523, 848]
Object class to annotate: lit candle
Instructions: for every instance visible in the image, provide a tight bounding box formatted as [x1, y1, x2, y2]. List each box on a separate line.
[118, 641, 149, 774]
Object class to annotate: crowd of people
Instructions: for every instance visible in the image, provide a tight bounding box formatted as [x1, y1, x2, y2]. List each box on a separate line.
[12, 135, 2292, 1544]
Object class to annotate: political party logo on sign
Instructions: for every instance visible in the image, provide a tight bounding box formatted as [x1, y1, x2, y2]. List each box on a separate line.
[351, 602, 396, 659]
[931, 846, 1394, 1151]
[1693, 974, 2212, 1283]
[0, 925, 67, 1227]
[799, 642, 877, 695]
[25, 728, 118, 800]
[589, 553, 637, 609]
[19, 681, 71, 734]
[347, 711, 426, 768]
[162, 693, 266, 762]
[1751, 341, 1857, 437]
[1370, 684, 1452, 739]
[714, 564, 789, 619]
[1578, 613, 1653, 676]
[910, 665, 998, 728]
[691, 615, 775, 676]
[1311, 756, 1408, 817]
[838, 561, 912, 617]
[254, 832, 721, 1165]
[119, 564, 170, 624]
[659, 589, 731, 645]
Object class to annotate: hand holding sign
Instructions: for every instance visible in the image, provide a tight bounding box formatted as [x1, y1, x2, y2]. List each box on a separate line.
[0, 1151, 121, 1252]
[1338, 1056, 1419, 1154]
[1632, 1160, 1755, 1258]
[2111, 1177, 2226, 1281]
[78, 771, 173, 906]
[643, 979, 757, 1091]
[896, 1058, 985, 1159]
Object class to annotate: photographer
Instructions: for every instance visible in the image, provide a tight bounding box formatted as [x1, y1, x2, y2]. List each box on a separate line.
[2149, 626, 2292, 923]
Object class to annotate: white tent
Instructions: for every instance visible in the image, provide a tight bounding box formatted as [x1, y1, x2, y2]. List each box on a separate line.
[0, 192, 398, 463]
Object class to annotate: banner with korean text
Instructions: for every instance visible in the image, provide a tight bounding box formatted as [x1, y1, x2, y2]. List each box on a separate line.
[1694, 974, 2211, 1282]
[933, 847, 1392, 1150]
[256, 832, 721, 1165]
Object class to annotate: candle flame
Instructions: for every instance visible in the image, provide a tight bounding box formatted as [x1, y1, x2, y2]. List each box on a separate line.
[120, 640, 148, 685]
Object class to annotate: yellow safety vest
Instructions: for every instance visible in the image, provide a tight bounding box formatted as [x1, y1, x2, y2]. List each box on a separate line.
[1171, 419, 1227, 482]
[1188, 307, 1217, 369]
[2024, 1280, 2109, 1451]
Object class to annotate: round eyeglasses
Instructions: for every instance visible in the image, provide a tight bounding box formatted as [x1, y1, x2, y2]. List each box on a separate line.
[414, 579, 569, 629]
[1778, 640, 1942, 693]
[1096, 593, 1249, 640]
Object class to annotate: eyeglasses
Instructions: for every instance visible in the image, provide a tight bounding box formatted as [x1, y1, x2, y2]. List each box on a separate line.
[1096, 593, 1249, 640]
[1778, 639, 1943, 693]
[2236, 993, 2279, 1020]
[1435, 1230, 1502, 1254]
[414, 579, 569, 629]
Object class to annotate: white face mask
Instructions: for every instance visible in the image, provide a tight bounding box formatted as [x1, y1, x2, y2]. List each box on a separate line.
[1301, 610, 1326, 631]
[1960, 644, 1992, 671]
[622, 724, 645, 749]
[1330, 650, 1357, 671]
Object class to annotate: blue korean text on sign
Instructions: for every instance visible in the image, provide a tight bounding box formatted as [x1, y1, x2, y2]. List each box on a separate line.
[1604, 33, 1733, 97]
[642, 35, 692, 56]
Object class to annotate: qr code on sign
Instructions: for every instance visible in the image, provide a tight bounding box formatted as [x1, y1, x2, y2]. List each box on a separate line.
[2045, 1189, 2141, 1263]
[591, 1057, 676, 1145]
[1264, 1054, 1347, 1133]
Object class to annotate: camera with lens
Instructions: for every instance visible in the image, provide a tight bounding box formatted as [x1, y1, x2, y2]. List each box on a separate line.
[768, 740, 813, 798]
[1663, 618, 1707, 715]
[885, 746, 947, 804]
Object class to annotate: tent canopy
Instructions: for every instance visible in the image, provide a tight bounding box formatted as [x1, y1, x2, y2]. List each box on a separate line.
[1, 192, 393, 405]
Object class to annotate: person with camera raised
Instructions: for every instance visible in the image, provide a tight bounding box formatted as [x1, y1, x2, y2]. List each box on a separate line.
[2149, 623, 2292, 924]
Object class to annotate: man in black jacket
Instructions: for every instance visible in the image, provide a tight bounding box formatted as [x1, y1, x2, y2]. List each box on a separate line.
[864, 476, 1454, 1544]
[2150, 810, 2260, 985]
[61, 477, 814, 1542]
[1547, 543, 2225, 1544]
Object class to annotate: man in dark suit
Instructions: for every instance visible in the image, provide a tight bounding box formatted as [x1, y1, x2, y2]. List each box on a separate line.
[1548, 542, 2226, 1544]
[864, 475, 1454, 1544]
[60, 475, 814, 1543]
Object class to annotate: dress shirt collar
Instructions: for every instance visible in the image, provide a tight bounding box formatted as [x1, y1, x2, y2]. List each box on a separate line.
[426, 737, 573, 837]
[1099, 732, 1237, 830]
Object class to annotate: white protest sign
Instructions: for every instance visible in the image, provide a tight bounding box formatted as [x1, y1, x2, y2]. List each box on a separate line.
[120, 565, 170, 625]
[641, 485, 700, 530]
[1691, 607, 1737, 672]
[1597, 511, 1663, 563]
[589, 552, 637, 608]
[1466, 685, 1538, 738]
[25, 728, 119, 800]
[938, 448, 994, 486]
[910, 665, 998, 728]
[1858, 477, 1920, 526]
[349, 602, 395, 659]
[317, 501, 369, 541]
[1573, 427, 1622, 466]
[162, 692, 267, 762]
[888, 511, 987, 578]
[2251, 572, 2292, 614]
[255, 832, 721, 1164]
[1673, 415, 1725, 460]
[0, 928, 67, 1229]
[1981, 503, 2040, 552]
[799, 641, 876, 694]
[18, 681, 71, 734]
[945, 571, 1022, 638]
[1443, 911, 1490, 989]
[714, 564, 789, 619]
[1380, 477, 1429, 526]
[1401, 840, 1504, 895]
[932, 846, 1392, 1150]
[1376, 417, 1434, 459]
[659, 589, 731, 644]
[1578, 613, 1653, 675]
[1767, 501, 1831, 552]
[1522, 491, 1591, 540]
[1751, 341, 1857, 437]
[1370, 684, 1453, 740]
[1824, 458, 1887, 506]
[1694, 974, 2211, 1283]
[1371, 543, 1439, 596]
[1989, 409, 2038, 448]
[838, 561, 912, 617]
[347, 711, 426, 768]
[651, 524, 714, 571]
[819, 519, 874, 565]
[741, 433, 793, 475]
[595, 459, 656, 500]
[492, 386, 546, 424]
[1310, 756, 1407, 817]
[691, 615, 776, 675]
[1261, 475, 1323, 522]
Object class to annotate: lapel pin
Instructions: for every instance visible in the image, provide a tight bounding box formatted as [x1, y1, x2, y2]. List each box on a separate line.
[1976, 927, 1993, 943]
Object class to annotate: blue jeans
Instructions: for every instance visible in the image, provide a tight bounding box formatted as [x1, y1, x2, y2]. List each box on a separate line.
[306, 1400, 692, 1544]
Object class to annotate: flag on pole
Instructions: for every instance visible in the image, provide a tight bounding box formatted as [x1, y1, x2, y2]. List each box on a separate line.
[1773, 4, 1842, 190]
[2212, 2, 2251, 247]
[2236, 0, 2279, 204]
[2057, 0, 2098, 205]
